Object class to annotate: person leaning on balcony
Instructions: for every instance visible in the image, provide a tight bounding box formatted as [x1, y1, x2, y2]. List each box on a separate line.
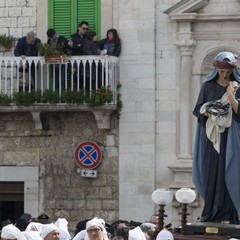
[14, 31, 41, 90]
[47, 28, 68, 54]
[14, 31, 41, 58]
[98, 28, 121, 57]
[83, 31, 101, 55]
[68, 20, 89, 56]
[82, 31, 101, 90]
[68, 20, 89, 90]
[98, 29, 121, 89]
[46, 28, 68, 90]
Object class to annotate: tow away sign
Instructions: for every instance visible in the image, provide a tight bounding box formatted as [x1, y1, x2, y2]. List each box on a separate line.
[74, 141, 102, 170]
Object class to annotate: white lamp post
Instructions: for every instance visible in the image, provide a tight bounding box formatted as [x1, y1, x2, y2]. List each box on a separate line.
[151, 189, 173, 233]
[175, 188, 196, 229]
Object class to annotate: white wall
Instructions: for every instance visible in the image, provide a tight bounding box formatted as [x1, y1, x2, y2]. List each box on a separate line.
[118, 0, 157, 222]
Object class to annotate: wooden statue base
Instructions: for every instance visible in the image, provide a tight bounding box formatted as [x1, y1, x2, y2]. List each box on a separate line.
[172, 221, 240, 239]
[173, 233, 228, 240]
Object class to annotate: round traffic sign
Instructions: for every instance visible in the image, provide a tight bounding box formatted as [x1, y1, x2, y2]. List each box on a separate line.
[74, 141, 102, 169]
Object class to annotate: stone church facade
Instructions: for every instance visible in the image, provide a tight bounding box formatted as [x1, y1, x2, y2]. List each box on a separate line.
[0, 0, 240, 231]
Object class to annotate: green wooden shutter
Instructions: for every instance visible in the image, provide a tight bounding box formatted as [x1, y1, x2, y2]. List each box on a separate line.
[77, 0, 98, 32]
[48, 0, 101, 40]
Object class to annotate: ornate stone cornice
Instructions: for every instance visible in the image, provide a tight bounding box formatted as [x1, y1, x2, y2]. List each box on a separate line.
[163, 0, 209, 15]
[170, 13, 240, 22]
[163, 0, 240, 22]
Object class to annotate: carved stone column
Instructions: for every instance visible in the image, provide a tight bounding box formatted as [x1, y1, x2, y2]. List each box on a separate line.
[177, 42, 195, 160]
[169, 22, 196, 192]
[176, 21, 196, 161]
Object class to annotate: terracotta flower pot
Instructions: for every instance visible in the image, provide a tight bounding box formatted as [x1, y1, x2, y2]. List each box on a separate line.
[44, 55, 68, 64]
[4, 41, 13, 50]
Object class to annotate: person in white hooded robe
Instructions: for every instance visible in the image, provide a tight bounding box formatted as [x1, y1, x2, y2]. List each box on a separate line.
[41, 223, 60, 240]
[84, 217, 108, 240]
[156, 229, 174, 240]
[128, 226, 146, 240]
[1, 224, 27, 240]
[54, 218, 71, 240]
[72, 230, 86, 240]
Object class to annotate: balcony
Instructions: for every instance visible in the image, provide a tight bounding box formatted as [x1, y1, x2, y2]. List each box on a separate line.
[0, 55, 120, 129]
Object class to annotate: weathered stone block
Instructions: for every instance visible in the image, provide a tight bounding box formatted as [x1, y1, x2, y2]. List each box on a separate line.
[86, 200, 102, 210]
[72, 200, 85, 210]
[3, 150, 39, 165]
[106, 134, 115, 146]
[98, 187, 113, 199]
[102, 200, 118, 210]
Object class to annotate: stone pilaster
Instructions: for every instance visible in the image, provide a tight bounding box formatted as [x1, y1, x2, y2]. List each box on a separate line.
[170, 22, 196, 190]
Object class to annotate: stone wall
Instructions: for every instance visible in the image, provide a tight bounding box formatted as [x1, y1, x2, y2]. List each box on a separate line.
[0, 111, 119, 233]
[0, 0, 120, 231]
[4, 0, 240, 229]
[118, 0, 157, 222]
[0, 0, 37, 38]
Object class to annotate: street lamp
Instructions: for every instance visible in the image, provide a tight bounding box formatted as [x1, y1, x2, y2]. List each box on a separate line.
[175, 188, 196, 230]
[151, 189, 173, 236]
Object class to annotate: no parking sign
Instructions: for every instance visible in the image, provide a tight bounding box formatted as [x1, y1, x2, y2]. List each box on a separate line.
[74, 141, 102, 169]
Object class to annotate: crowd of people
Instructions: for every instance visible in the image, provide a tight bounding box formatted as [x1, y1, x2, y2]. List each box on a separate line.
[0, 213, 174, 240]
[14, 20, 121, 58]
[13, 20, 121, 91]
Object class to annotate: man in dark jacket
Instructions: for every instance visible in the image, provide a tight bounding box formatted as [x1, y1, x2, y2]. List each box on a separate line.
[14, 31, 41, 91]
[47, 28, 68, 90]
[14, 31, 41, 57]
[68, 21, 89, 90]
[68, 20, 89, 56]
[46, 28, 68, 54]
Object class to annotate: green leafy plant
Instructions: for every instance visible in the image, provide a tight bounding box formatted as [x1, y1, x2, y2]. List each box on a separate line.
[37, 42, 66, 57]
[61, 89, 87, 104]
[89, 85, 113, 106]
[0, 88, 122, 117]
[37, 42, 68, 64]
[13, 90, 58, 105]
[0, 34, 16, 49]
[116, 83, 122, 119]
[41, 90, 59, 103]
[13, 91, 36, 106]
[0, 93, 11, 105]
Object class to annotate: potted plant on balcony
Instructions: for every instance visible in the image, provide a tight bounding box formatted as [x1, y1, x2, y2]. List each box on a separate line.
[0, 34, 16, 49]
[89, 85, 113, 106]
[37, 42, 68, 64]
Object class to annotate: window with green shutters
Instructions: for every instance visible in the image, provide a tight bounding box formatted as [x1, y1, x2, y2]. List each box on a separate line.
[48, 0, 101, 40]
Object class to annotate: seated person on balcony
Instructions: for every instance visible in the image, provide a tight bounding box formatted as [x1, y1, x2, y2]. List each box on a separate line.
[98, 28, 121, 57]
[83, 31, 101, 90]
[14, 31, 41, 91]
[68, 20, 89, 90]
[46, 28, 68, 91]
